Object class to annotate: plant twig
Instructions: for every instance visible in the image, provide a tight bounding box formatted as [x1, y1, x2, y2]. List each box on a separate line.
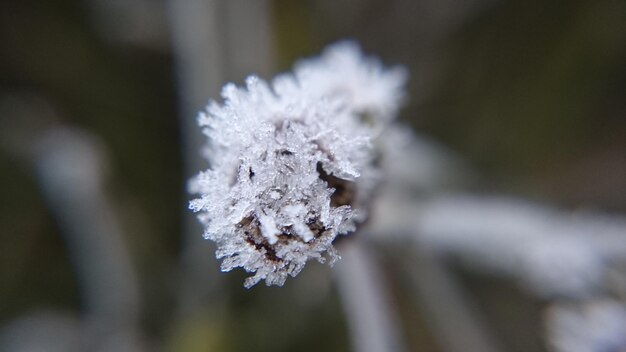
[334, 238, 407, 352]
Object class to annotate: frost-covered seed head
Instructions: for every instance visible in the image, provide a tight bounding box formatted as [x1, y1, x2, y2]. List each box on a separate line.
[189, 42, 406, 288]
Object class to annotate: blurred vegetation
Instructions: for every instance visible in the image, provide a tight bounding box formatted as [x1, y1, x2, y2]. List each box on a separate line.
[0, 0, 625, 351]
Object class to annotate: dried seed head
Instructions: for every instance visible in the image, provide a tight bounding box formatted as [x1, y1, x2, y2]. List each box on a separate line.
[189, 42, 406, 287]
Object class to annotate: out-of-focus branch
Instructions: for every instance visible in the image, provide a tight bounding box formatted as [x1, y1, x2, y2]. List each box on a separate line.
[35, 127, 142, 350]
[545, 299, 626, 352]
[334, 238, 406, 352]
[167, 0, 225, 316]
[399, 247, 505, 352]
[412, 195, 626, 298]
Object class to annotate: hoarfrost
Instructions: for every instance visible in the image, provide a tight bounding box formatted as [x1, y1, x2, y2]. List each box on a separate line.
[189, 42, 407, 287]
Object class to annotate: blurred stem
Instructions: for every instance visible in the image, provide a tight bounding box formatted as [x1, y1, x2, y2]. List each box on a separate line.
[35, 128, 141, 343]
[400, 246, 504, 352]
[167, 0, 224, 316]
[335, 238, 406, 352]
[167, 0, 275, 316]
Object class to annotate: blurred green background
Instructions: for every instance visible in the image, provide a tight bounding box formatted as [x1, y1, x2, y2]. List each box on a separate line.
[1, 0, 625, 351]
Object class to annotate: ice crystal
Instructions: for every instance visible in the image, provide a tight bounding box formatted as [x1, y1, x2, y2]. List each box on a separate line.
[189, 42, 406, 288]
[294, 41, 407, 131]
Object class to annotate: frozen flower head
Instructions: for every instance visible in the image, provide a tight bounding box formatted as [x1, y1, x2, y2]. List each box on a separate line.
[189, 42, 407, 288]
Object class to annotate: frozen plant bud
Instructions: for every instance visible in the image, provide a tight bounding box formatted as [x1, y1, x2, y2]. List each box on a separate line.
[189, 43, 406, 288]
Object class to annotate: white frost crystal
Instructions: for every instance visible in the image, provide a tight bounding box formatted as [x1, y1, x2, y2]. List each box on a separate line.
[189, 42, 406, 288]
[295, 41, 407, 129]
